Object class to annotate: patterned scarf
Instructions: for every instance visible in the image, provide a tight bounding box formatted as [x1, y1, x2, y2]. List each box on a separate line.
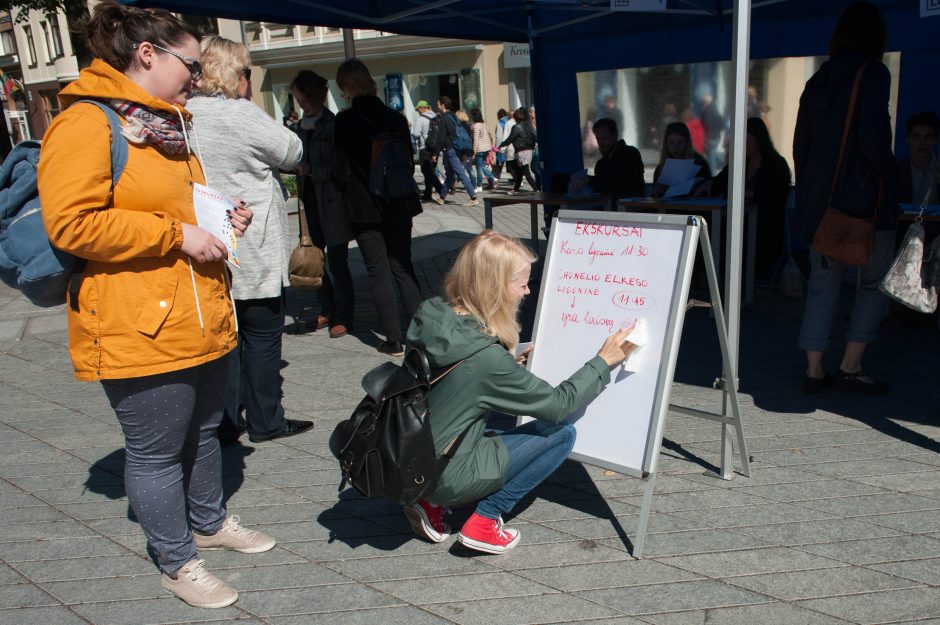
[109, 99, 190, 156]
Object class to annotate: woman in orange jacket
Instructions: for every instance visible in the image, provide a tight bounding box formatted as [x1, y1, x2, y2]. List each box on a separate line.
[38, 1, 266, 609]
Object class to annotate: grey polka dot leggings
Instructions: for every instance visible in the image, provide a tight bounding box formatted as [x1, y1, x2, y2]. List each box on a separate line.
[102, 356, 229, 576]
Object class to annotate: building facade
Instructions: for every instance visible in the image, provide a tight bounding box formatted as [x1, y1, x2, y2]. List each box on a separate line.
[217, 20, 531, 132]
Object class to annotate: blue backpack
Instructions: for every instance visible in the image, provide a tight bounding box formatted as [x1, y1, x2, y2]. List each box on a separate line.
[452, 118, 473, 155]
[0, 100, 128, 307]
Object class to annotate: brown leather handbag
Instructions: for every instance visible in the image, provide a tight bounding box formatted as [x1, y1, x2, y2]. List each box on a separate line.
[288, 181, 324, 289]
[812, 64, 877, 266]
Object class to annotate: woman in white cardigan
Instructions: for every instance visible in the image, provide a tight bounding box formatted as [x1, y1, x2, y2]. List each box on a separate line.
[187, 36, 311, 444]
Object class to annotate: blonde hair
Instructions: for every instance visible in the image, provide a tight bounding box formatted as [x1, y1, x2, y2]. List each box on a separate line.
[336, 58, 377, 97]
[198, 35, 250, 99]
[455, 109, 469, 123]
[443, 230, 536, 352]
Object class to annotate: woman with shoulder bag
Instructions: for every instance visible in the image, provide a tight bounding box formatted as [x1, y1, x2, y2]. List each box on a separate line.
[793, 0, 900, 395]
[38, 2, 265, 608]
[290, 70, 356, 339]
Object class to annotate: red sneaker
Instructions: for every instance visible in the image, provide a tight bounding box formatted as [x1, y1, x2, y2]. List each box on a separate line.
[404, 500, 450, 543]
[457, 513, 520, 554]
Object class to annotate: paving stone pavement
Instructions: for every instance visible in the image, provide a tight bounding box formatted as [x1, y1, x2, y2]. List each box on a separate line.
[0, 192, 938, 625]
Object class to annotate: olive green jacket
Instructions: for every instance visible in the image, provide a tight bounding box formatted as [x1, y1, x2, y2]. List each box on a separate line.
[406, 298, 611, 506]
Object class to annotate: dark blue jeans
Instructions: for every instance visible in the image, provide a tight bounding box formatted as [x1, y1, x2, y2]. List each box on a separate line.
[441, 147, 476, 200]
[102, 357, 228, 575]
[476, 420, 577, 520]
[228, 295, 287, 440]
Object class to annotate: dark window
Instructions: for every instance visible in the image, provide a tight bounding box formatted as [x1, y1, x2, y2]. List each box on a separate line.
[23, 25, 36, 65]
[48, 15, 63, 58]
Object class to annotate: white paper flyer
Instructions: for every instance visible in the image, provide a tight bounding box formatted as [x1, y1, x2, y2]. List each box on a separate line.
[192, 182, 239, 268]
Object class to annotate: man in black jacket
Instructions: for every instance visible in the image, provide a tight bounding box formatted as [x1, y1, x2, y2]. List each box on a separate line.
[588, 118, 645, 202]
[435, 95, 479, 207]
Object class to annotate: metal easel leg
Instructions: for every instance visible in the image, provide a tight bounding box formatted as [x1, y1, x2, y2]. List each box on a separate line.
[632, 473, 657, 558]
[699, 225, 751, 478]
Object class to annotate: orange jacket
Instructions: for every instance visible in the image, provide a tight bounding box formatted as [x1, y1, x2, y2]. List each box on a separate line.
[38, 60, 236, 382]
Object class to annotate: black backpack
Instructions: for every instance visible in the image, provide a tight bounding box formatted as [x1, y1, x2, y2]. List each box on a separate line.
[368, 130, 418, 199]
[424, 114, 446, 154]
[328, 346, 478, 506]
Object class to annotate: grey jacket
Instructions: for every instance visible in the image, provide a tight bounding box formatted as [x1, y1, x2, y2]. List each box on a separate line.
[186, 95, 303, 300]
[295, 109, 353, 247]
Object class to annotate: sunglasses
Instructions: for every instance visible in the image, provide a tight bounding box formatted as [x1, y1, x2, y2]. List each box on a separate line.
[135, 42, 203, 82]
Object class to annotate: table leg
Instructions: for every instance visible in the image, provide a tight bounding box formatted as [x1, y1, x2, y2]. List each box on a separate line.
[710, 208, 722, 287]
[745, 206, 756, 305]
[483, 199, 494, 230]
[530, 201, 540, 251]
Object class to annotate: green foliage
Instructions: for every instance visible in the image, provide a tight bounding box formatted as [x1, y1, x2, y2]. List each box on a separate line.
[282, 174, 298, 198]
[2, 0, 87, 23]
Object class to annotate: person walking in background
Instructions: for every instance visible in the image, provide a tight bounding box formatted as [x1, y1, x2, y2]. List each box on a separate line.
[699, 92, 725, 173]
[402, 231, 636, 553]
[794, 0, 900, 395]
[290, 70, 356, 340]
[455, 108, 475, 175]
[435, 95, 479, 207]
[493, 107, 513, 181]
[470, 107, 496, 192]
[38, 2, 267, 608]
[499, 107, 539, 194]
[412, 100, 444, 202]
[334, 58, 422, 356]
[188, 37, 311, 445]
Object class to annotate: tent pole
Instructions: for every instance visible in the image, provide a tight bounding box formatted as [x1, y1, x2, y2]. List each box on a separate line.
[342, 29, 356, 59]
[720, 0, 751, 478]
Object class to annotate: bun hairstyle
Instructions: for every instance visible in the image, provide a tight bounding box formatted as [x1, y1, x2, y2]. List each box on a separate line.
[84, 0, 200, 71]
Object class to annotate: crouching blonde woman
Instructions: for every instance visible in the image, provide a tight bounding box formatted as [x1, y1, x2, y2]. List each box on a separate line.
[402, 230, 635, 553]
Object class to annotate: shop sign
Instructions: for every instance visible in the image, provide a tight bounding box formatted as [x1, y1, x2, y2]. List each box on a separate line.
[504, 43, 530, 68]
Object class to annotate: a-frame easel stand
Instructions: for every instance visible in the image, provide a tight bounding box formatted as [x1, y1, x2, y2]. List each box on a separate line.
[633, 217, 751, 558]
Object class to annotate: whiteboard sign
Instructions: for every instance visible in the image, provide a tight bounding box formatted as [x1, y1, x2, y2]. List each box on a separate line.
[923, 0, 940, 18]
[526, 211, 698, 477]
[610, 0, 667, 12]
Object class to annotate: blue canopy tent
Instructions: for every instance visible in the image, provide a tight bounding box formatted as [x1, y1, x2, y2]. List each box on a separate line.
[123, 1, 938, 475]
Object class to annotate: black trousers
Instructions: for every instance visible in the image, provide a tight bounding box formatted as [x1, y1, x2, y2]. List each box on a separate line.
[354, 219, 421, 343]
[508, 160, 539, 192]
[225, 295, 287, 440]
[419, 157, 442, 199]
[302, 196, 356, 329]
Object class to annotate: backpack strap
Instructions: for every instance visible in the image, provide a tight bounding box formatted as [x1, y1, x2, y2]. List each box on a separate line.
[67, 100, 129, 310]
[72, 99, 129, 189]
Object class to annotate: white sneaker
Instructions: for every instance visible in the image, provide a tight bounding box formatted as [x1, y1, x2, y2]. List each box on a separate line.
[162, 559, 237, 609]
[193, 515, 276, 554]
[475, 186, 483, 193]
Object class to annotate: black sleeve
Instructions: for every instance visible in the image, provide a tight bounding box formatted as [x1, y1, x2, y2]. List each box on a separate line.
[625, 145, 645, 197]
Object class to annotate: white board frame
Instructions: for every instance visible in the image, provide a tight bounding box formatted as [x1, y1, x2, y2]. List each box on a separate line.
[526, 210, 700, 478]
